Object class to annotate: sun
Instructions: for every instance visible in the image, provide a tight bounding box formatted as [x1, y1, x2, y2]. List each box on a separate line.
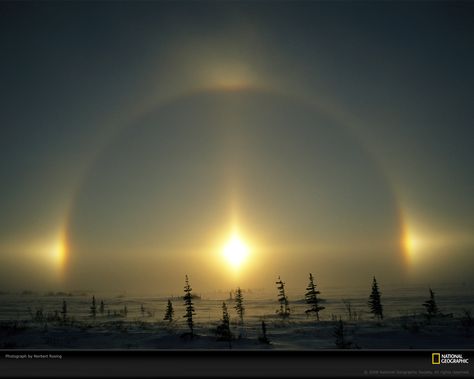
[223, 234, 249, 269]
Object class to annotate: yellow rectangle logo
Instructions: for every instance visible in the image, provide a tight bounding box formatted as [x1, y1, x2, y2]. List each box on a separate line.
[432, 353, 441, 365]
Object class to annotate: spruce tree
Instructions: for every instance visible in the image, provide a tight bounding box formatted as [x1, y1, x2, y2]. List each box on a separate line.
[99, 300, 105, 314]
[61, 300, 67, 323]
[368, 276, 383, 320]
[258, 320, 270, 344]
[334, 318, 352, 349]
[422, 288, 438, 319]
[216, 302, 232, 343]
[163, 299, 174, 322]
[90, 296, 97, 319]
[141, 304, 145, 317]
[305, 273, 325, 320]
[275, 276, 290, 317]
[234, 287, 245, 324]
[183, 275, 196, 336]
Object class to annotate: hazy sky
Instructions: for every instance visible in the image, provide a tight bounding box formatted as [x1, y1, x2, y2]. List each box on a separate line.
[0, 1, 473, 294]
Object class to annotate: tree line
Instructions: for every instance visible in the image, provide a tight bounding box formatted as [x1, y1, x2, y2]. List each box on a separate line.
[33, 274, 443, 338]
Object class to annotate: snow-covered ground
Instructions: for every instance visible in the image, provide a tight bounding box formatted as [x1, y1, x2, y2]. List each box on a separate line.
[0, 285, 473, 349]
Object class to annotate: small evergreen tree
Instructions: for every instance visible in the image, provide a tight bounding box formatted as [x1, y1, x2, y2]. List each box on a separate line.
[234, 287, 245, 324]
[90, 296, 97, 319]
[99, 300, 105, 314]
[461, 310, 472, 336]
[123, 304, 128, 317]
[305, 273, 325, 320]
[216, 302, 232, 344]
[61, 300, 67, 322]
[141, 304, 145, 317]
[368, 276, 383, 320]
[183, 275, 196, 337]
[258, 320, 270, 344]
[163, 299, 174, 322]
[275, 276, 290, 317]
[422, 288, 438, 320]
[334, 318, 352, 349]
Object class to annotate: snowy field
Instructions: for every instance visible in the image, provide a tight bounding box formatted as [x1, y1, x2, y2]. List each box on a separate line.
[0, 284, 473, 349]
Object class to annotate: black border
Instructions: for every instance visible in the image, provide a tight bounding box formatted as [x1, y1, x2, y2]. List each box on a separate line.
[1, 349, 473, 378]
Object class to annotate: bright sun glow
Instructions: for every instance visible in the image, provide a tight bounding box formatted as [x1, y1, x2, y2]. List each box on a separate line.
[51, 235, 66, 268]
[404, 233, 420, 253]
[223, 235, 249, 269]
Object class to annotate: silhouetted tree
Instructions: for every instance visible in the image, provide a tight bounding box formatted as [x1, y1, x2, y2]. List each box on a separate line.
[141, 304, 145, 317]
[368, 277, 383, 320]
[334, 318, 352, 349]
[163, 299, 174, 322]
[99, 300, 105, 314]
[216, 302, 232, 346]
[258, 320, 270, 344]
[234, 287, 245, 324]
[276, 276, 290, 317]
[305, 273, 325, 320]
[61, 300, 67, 322]
[461, 310, 472, 336]
[183, 275, 196, 337]
[423, 288, 438, 320]
[90, 296, 97, 319]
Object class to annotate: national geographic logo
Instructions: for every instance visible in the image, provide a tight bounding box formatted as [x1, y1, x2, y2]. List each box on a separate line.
[432, 353, 469, 365]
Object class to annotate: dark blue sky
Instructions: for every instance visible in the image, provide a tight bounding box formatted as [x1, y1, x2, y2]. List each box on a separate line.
[0, 1, 473, 292]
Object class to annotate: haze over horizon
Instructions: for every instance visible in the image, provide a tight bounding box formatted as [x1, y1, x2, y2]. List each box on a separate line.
[0, 2, 473, 294]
